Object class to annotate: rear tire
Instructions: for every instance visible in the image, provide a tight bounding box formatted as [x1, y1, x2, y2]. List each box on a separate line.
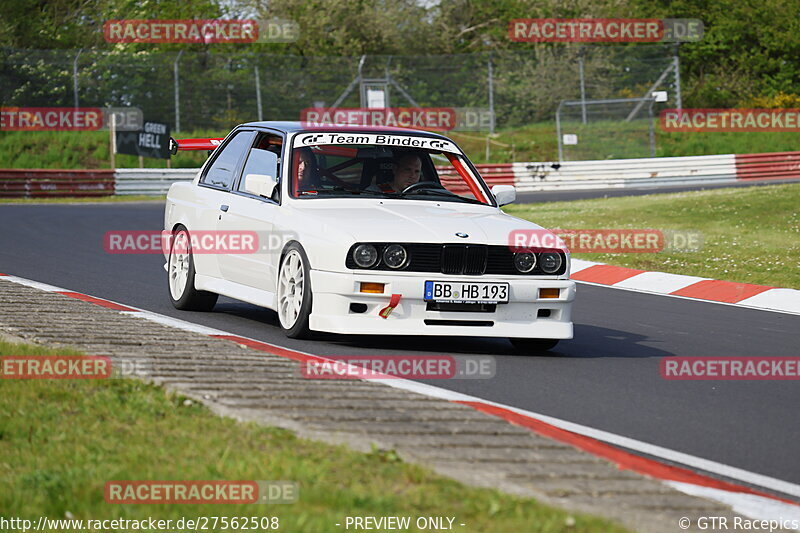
[510, 338, 560, 354]
[168, 225, 218, 311]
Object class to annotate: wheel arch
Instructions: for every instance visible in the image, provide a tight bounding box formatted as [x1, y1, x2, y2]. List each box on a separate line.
[171, 221, 188, 233]
[277, 239, 310, 291]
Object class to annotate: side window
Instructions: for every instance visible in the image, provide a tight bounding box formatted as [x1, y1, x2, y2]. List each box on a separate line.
[201, 131, 253, 189]
[238, 133, 282, 194]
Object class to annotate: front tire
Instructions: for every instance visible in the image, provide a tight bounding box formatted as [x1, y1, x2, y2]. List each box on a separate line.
[277, 244, 313, 339]
[168, 226, 218, 311]
[510, 338, 560, 354]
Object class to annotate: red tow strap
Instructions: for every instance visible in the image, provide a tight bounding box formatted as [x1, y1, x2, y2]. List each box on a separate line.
[378, 294, 402, 318]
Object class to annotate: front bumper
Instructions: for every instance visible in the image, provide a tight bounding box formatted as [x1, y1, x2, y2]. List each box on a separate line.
[309, 270, 575, 338]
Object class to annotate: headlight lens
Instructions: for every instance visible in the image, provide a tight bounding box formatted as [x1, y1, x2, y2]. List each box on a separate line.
[539, 252, 563, 274]
[513, 252, 537, 273]
[382, 244, 408, 269]
[353, 244, 378, 268]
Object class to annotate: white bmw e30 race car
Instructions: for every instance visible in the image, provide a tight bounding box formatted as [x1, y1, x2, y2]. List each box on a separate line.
[164, 122, 575, 352]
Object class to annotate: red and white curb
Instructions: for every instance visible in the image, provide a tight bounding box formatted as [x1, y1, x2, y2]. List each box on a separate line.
[1, 272, 798, 523]
[571, 259, 800, 315]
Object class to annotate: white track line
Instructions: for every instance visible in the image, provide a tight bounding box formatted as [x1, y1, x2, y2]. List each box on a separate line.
[120, 310, 230, 336]
[665, 482, 800, 525]
[2, 275, 64, 292]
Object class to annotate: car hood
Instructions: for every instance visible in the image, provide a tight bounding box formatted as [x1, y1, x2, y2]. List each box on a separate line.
[289, 199, 551, 246]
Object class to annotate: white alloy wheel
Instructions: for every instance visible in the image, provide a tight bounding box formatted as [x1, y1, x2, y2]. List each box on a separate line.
[278, 249, 305, 329]
[169, 230, 191, 301]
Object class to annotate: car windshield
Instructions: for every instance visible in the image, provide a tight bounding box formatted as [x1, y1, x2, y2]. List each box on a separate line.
[289, 133, 493, 205]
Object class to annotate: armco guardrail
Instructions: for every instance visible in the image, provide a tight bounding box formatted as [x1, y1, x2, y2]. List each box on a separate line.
[2, 151, 799, 198]
[513, 151, 800, 192]
[511, 154, 739, 192]
[0, 169, 115, 198]
[115, 168, 198, 195]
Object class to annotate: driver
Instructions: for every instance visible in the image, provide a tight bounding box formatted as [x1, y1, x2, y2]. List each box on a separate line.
[391, 153, 422, 191]
[371, 153, 422, 193]
[295, 147, 319, 191]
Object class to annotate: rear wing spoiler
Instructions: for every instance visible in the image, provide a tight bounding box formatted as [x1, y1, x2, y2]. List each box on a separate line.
[168, 138, 225, 155]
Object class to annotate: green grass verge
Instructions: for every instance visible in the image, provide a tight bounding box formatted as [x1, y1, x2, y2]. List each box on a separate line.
[4, 124, 800, 168]
[505, 183, 800, 289]
[0, 339, 626, 533]
[0, 195, 165, 204]
[0, 130, 221, 169]
[451, 124, 800, 164]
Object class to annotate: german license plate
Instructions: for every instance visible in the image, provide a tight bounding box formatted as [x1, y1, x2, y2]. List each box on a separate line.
[424, 281, 509, 304]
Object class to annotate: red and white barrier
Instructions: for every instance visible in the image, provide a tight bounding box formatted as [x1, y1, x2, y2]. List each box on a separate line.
[1, 150, 799, 198]
[506, 151, 800, 192]
[0, 169, 115, 198]
[734, 151, 800, 181]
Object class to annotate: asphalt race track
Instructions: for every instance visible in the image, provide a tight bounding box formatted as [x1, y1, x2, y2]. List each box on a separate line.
[1, 202, 798, 494]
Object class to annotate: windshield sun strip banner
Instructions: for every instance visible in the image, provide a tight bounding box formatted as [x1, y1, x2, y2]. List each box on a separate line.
[293, 132, 460, 154]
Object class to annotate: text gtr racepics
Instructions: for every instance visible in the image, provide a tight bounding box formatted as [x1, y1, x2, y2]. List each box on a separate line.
[164, 122, 575, 353]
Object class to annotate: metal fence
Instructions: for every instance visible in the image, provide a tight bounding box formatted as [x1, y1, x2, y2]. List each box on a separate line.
[556, 97, 657, 161]
[2, 46, 680, 138]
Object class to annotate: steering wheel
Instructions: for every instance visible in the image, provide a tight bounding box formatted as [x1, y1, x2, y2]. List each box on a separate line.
[401, 181, 446, 194]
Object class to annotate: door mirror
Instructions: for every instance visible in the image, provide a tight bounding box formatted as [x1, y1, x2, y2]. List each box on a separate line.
[244, 173, 278, 198]
[492, 185, 516, 206]
[240, 146, 279, 197]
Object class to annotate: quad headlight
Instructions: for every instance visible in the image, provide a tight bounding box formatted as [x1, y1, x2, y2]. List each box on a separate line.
[539, 252, 563, 274]
[513, 252, 537, 273]
[353, 244, 379, 268]
[382, 244, 408, 269]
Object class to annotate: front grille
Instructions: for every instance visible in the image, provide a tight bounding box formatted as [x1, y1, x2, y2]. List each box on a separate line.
[486, 247, 517, 275]
[441, 245, 486, 274]
[464, 245, 488, 275]
[408, 244, 441, 272]
[440, 245, 462, 274]
[346, 243, 566, 276]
